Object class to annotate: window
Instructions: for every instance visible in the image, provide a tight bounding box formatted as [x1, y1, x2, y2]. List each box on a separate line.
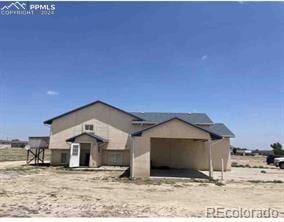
[61, 153, 68, 164]
[84, 124, 94, 131]
[72, 145, 79, 156]
[110, 152, 122, 165]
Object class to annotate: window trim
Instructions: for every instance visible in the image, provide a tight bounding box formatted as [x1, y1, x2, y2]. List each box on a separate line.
[84, 124, 94, 131]
[61, 153, 68, 164]
[72, 145, 79, 156]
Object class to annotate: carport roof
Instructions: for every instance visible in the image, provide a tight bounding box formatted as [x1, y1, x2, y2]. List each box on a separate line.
[132, 117, 223, 140]
[66, 132, 108, 143]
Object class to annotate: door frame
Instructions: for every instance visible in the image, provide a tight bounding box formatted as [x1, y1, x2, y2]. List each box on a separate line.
[79, 142, 92, 167]
[69, 143, 80, 167]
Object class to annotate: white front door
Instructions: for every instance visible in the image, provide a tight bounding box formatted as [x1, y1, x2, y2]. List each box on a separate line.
[69, 143, 80, 167]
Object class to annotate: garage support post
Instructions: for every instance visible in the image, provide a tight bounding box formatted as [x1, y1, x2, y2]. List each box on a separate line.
[130, 138, 135, 179]
[208, 139, 213, 179]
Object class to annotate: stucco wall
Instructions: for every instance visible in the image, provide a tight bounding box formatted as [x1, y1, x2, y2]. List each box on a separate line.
[151, 138, 207, 169]
[150, 137, 230, 171]
[102, 150, 129, 166]
[49, 102, 144, 150]
[51, 149, 70, 166]
[211, 137, 231, 171]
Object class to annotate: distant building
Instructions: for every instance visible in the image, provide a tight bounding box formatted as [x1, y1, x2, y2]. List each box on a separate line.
[0, 140, 11, 148]
[252, 149, 273, 156]
[10, 139, 28, 148]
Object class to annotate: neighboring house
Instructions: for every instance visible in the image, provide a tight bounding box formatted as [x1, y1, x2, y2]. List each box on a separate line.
[0, 140, 11, 149]
[44, 100, 235, 178]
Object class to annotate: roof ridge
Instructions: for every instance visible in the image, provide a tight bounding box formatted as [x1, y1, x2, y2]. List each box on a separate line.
[131, 111, 209, 114]
[131, 112, 192, 114]
[44, 100, 144, 124]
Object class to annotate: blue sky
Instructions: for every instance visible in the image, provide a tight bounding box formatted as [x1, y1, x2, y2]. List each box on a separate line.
[0, 2, 283, 149]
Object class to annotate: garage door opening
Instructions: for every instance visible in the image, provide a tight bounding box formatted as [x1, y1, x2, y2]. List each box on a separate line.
[150, 138, 209, 179]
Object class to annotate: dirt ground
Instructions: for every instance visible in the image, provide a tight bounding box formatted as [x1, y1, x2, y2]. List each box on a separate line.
[231, 154, 273, 168]
[0, 161, 284, 217]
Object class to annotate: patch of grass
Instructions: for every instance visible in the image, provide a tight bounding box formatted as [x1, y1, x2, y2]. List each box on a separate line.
[47, 192, 57, 198]
[197, 183, 209, 187]
[231, 163, 271, 169]
[173, 184, 184, 188]
[0, 190, 8, 197]
[231, 162, 238, 167]
[248, 180, 283, 184]
[0, 165, 42, 174]
[231, 163, 251, 168]
[252, 165, 270, 169]
[209, 178, 226, 186]
[0, 148, 27, 161]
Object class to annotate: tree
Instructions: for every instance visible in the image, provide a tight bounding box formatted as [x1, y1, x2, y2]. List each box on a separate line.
[270, 142, 284, 155]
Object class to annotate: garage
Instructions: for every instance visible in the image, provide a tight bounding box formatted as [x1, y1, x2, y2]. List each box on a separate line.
[131, 117, 224, 178]
[150, 137, 209, 178]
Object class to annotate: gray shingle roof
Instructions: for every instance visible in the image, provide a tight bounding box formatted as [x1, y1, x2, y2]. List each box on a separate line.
[44, 100, 143, 124]
[208, 123, 235, 138]
[130, 112, 213, 125]
[132, 117, 222, 140]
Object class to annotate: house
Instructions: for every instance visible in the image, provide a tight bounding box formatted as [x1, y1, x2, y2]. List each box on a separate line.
[44, 100, 235, 178]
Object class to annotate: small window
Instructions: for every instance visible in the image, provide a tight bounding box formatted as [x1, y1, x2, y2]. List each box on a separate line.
[110, 152, 122, 165]
[72, 145, 79, 156]
[61, 153, 68, 164]
[85, 124, 94, 131]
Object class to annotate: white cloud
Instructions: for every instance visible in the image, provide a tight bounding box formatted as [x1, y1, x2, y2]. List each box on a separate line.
[46, 90, 59, 96]
[201, 55, 208, 61]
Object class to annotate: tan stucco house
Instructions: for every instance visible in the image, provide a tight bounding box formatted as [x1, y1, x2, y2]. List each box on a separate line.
[44, 100, 234, 178]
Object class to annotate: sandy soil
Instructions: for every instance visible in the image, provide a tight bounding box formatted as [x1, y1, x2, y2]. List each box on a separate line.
[0, 161, 283, 217]
[231, 155, 275, 168]
[207, 167, 284, 182]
